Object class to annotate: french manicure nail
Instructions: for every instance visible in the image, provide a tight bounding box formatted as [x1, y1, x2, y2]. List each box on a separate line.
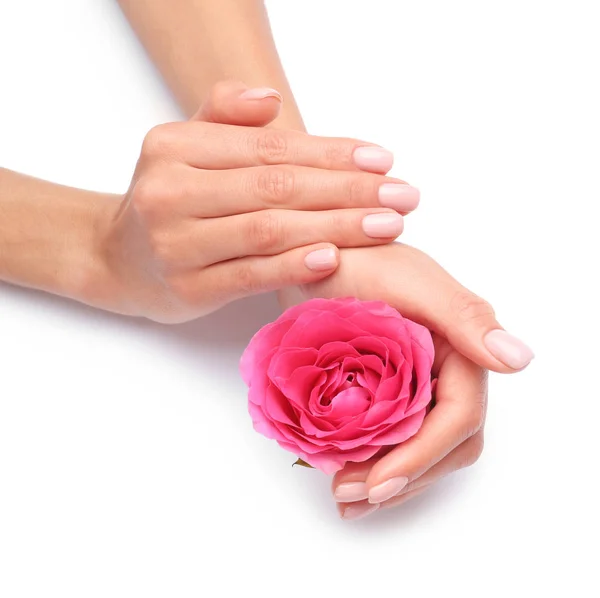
[484, 329, 534, 370]
[239, 87, 283, 101]
[334, 482, 368, 503]
[379, 184, 420, 212]
[341, 503, 380, 521]
[368, 476, 409, 504]
[362, 213, 404, 238]
[353, 146, 394, 173]
[304, 248, 337, 271]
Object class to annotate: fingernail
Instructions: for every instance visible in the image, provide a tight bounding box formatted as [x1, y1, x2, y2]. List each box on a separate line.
[368, 476, 409, 504]
[334, 482, 368, 503]
[304, 247, 337, 271]
[341, 503, 380, 521]
[362, 213, 404, 238]
[484, 329, 535, 370]
[353, 146, 394, 173]
[239, 87, 283, 102]
[379, 184, 420, 212]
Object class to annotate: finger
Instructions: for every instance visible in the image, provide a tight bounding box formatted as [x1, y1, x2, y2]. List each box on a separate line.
[331, 460, 373, 503]
[331, 409, 484, 505]
[388, 431, 485, 501]
[331, 404, 483, 504]
[364, 352, 488, 504]
[348, 244, 534, 373]
[378, 486, 430, 510]
[336, 499, 380, 521]
[192, 80, 283, 127]
[197, 208, 404, 266]
[337, 485, 431, 519]
[198, 243, 341, 306]
[178, 165, 418, 217]
[143, 122, 394, 173]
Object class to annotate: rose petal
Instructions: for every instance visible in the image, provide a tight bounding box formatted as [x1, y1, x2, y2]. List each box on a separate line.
[316, 341, 360, 367]
[303, 443, 382, 474]
[240, 318, 294, 384]
[268, 347, 318, 385]
[241, 298, 435, 475]
[328, 386, 371, 419]
[280, 311, 368, 349]
[370, 409, 427, 444]
[277, 366, 326, 409]
[263, 383, 299, 427]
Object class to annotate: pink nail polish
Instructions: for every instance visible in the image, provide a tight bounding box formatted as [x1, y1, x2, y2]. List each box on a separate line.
[361, 213, 404, 238]
[304, 248, 337, 271]
[239, 87, 283, 101]
[353, 146, 394, 173]
[368, 476, 409, 504]
[334, 482, 368, 503]
[379, 184, 420, 212]
[484, 329, 534, 370]
[341, 503, 379, 521]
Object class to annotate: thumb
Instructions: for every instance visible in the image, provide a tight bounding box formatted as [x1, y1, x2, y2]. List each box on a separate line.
[191, 80, 282, 126]
[344, 245, 535, 374]
[435, 287, 534, 373]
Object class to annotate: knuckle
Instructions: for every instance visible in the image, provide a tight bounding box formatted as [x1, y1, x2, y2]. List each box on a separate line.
[327, 209, 350, 234]
[131, 177, 158, 214]
[141, 123, 179, 159]
[461, 434, 485, 469]
[248, 211, 282, 253]
[451, 290, 496, 325]
[255, 130, 289, 164]
[253, 167, 295, 206]
[233, 262, 262, 296]
[463, 400, 486, 438]
[324, 140, 351, 167]
[131, 174, 171, 216]
[346, 175, 371, 207]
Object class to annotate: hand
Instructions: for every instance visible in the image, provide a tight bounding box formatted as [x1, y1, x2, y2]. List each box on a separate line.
[98, 82, 420, 323]
[281, 243, 533, 519]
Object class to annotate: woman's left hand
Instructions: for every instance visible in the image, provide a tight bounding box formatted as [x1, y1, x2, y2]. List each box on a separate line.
[288, 243, 531, 519]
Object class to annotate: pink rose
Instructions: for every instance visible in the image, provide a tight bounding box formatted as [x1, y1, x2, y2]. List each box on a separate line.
[240, 298, 435, 475]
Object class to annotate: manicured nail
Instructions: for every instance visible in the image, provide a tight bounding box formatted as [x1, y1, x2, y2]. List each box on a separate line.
[334, 482, 368, 503]
[239, 87, 283, 101]
[353, 146, 394, 173]
[304, 247, 337, 271]
[362, 213, 404, 238]
[484, 329, 534, 370]
[368, 476, 409, 504]
[379, 184, 420, 212]
[341, 503, 380, 521]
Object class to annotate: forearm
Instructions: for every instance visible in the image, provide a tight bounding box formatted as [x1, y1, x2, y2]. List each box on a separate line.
[0, 168, 117, 307]
[117, 0, 305, 130]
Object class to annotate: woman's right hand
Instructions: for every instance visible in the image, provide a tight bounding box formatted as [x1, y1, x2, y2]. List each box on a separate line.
[97, 82, 419, 323]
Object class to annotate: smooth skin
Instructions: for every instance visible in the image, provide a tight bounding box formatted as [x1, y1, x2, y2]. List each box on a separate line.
[0, 89, 410, 318]
[0, 0, 534, 520]
[188, 83, 533, 520]
[101, 86, 412, 323]
[298, 245, 493, 520]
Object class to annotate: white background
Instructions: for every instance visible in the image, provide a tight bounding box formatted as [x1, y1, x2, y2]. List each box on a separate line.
[1, 1, 598, 596]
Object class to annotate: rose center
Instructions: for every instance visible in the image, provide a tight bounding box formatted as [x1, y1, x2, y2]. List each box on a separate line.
[319, 369, 362, 407]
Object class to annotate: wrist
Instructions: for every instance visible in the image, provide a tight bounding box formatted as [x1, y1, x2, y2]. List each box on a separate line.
[71, 194, 126, 314]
